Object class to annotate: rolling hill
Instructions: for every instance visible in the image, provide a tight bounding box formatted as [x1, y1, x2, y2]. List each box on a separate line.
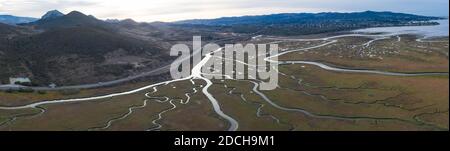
[23, 11, 110, 30]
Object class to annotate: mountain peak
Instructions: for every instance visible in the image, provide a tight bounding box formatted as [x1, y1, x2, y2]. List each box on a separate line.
[66, 11, 86, 17]
[42, 10, 64, 19]
[121, 18, 138, 24]
[26, 10, 106, 30]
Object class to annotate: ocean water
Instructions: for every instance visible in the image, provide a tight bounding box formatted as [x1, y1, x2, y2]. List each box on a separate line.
[353, 19, 449, 38]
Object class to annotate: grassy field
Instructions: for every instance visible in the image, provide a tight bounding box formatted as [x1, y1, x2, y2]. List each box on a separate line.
[0, 79, 228, 131]
[214, 79, 436, 131]
[138, 80, 227, 131]
[272, 64, 448, 130]
[210, 80, 292, 131]
[0, 80, 159, 106]
[0, 91, 148, 131]
[0, 108, 42, 129]
[278, 35, 449, 73]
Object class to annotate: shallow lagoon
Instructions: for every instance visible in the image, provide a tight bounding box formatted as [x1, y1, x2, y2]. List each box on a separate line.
[354, 19, 449, 38]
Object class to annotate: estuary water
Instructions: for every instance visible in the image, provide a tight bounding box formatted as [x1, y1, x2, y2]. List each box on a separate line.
[353, 19, 449, 38]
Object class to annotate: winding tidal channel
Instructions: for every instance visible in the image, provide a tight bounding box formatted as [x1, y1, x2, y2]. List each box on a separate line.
[0, 30, 448, 131]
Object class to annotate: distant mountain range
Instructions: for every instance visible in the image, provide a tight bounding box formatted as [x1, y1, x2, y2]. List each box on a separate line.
[177, 11, 443, 26]
[176, 11, 443, 35]
[23, 11, 107, 30]
[0, 15, 37, 25]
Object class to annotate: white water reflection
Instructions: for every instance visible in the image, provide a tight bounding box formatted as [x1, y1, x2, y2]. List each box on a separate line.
[354, 19, 449, 38]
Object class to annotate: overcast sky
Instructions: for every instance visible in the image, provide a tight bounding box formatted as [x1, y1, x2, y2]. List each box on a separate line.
[0, 0, 448, 22]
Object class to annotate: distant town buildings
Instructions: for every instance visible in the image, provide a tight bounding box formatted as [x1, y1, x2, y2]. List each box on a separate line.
[9, 77, 31, 85]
